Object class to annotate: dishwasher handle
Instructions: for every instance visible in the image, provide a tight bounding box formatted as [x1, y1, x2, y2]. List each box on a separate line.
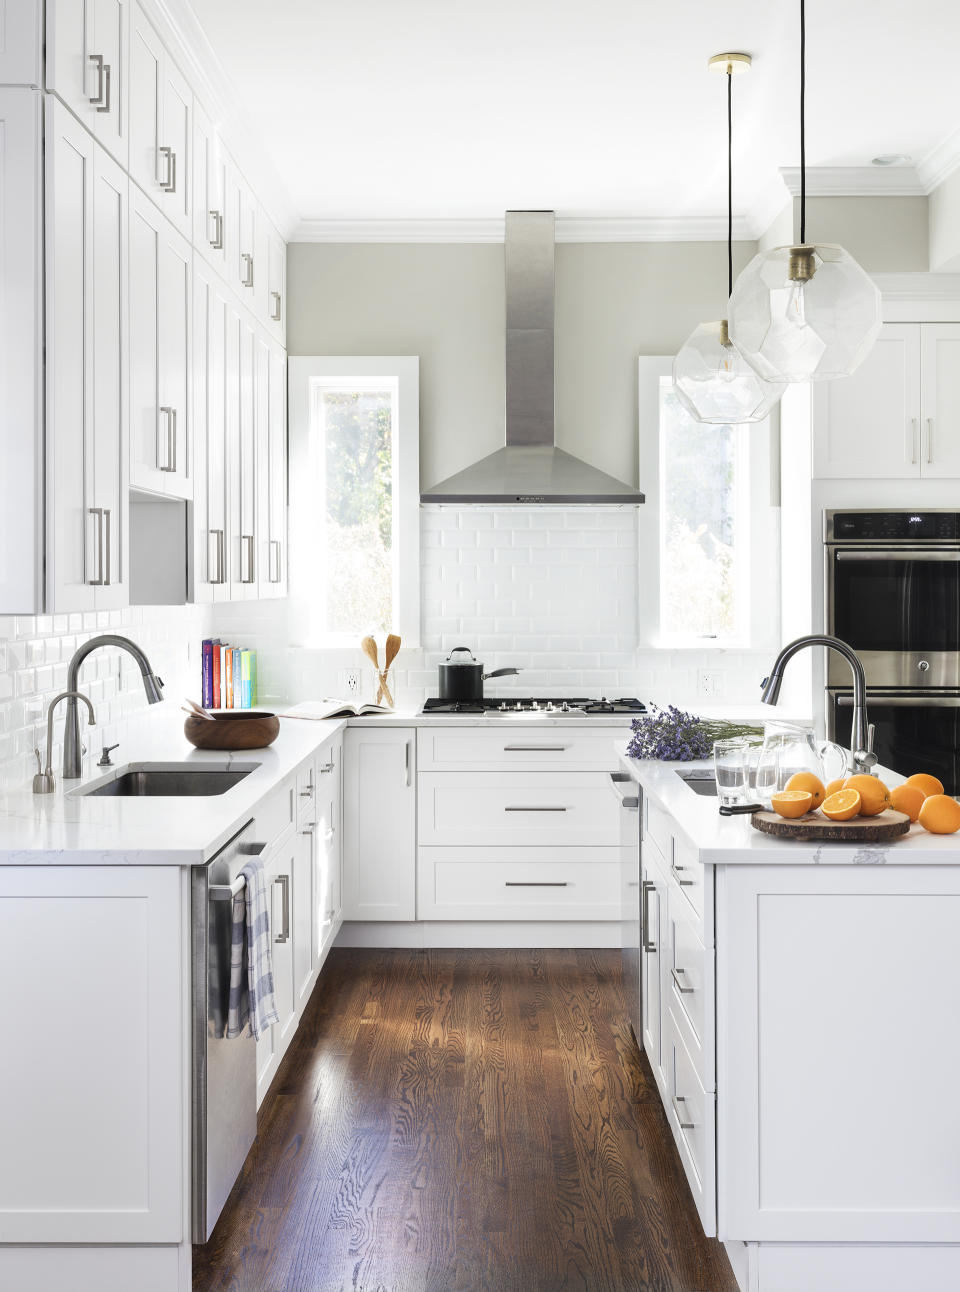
[208, 840, 268, 900]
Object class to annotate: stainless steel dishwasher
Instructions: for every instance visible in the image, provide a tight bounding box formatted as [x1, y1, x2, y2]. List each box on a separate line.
[191, 821, 267, 1243]
[611, 772, 641, 1041]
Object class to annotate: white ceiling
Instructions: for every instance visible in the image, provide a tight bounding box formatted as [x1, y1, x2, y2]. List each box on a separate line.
[188, 0, 960, 232]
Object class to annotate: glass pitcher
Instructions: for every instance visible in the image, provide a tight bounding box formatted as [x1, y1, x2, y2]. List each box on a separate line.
[755, 721, 848, 807]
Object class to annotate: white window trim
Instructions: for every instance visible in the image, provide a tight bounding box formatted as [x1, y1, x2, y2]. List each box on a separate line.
[288, 356, 421, 648]
[638, 356, 780, 652]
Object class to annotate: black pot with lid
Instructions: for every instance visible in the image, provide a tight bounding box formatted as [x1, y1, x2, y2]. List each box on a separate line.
[437, 647, 521, 702]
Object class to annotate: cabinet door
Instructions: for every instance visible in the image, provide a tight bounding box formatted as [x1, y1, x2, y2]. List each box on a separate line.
[317, 738, 342, 954]
[91, 144, 129, 609]
[920, 323, 960, 478]
[343, 729, 416, 921]
[45, 100, 95, 613]
[641, 854, 667, 1098]
[192, 264, 230, 601]
[0, 1, 42, 84]
[270, 843, 296, 1052]
[0, 90, 43, 614]
[229, 314, 258, 597]
[158, 216, 191, 498]
[256, 335, 286, 598]
[192, 99, 226, 275]
[229, 168, 257, 303]
[159, 51, 191, 239]
[293, 818, 315, 1015]
[812, 323, 921, 479]
[266, 224, 286, 344]
[128, 2, 162, 199]
[48, 0, 128, 165]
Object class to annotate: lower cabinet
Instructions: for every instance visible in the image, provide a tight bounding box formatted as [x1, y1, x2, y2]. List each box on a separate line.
[641, 839, 668, 1096]
[343, 727, 416, 921]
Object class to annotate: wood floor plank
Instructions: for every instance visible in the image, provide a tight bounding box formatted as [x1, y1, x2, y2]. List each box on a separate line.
[193, 948, 738, 1292]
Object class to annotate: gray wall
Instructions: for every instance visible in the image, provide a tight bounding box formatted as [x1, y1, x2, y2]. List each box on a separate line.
[757, 196, 929, 271]
[286, 240, 757, 490]
[929, 169, 960, 271]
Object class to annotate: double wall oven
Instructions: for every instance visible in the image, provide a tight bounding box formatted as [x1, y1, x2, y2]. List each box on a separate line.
[825, 509, 960, 793]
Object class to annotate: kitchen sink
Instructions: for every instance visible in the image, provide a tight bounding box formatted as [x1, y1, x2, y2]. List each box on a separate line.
[675, 769, 718, 797]
[73, 763, 258, 798]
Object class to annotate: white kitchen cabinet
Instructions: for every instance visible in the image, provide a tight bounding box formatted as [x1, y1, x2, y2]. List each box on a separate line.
[129, 2, 190, 239]
[293, 809, 316, 1016]
[417, 846, 620, 920]
[47, 0, 129, 167]
[192, 97, 228, 278]
[256, 334, 287, 598]
[343, 728, 417, 921]
[417, 726, 622, 772]
[265, 220, 286, 344]
[0, 1, 42, 84]
[129, 185, 192, 499]
[0, 89, 43, 614]
[225, 160, 258, 305]
[418, 771, 620, 847]
[315, 736, 343, 954]
[45, 99, 128, 612]
[640, 836, 668, 1100]
[191, 261, 230, 599]
[227, 310, 258, 597]
[269, 836, 296, 1052]
[813, 322, 960, 480]
[0, 865, 183, 1243]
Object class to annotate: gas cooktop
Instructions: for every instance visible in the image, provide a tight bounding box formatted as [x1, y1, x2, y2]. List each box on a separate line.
[420, 697, 650, 717]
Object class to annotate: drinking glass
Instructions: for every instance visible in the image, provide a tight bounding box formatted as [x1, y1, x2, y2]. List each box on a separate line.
[713, 738, 747, 806]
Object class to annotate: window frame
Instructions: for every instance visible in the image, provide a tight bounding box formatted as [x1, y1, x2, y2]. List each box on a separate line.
[638, 356, 780, 652]
[288, 356, 421, 648]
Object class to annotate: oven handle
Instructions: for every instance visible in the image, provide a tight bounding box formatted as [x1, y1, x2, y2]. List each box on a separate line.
[835, 693, 960, 708]
[835, 550, 960, 563]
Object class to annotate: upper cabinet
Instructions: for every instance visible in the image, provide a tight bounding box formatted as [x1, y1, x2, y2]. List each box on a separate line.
[813, 322, 960, 480]
[129, 2, 191, 240]
[192, 98, 228, 277]
[47, 0, 130, 168]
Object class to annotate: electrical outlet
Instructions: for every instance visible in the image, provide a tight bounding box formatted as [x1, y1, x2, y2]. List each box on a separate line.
[339, 668, 362, 696]
[697, 669, 725, 699]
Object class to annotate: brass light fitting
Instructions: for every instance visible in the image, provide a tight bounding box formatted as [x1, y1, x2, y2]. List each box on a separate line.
[707, 52, 753, 76]
[788, 245, 817, 282]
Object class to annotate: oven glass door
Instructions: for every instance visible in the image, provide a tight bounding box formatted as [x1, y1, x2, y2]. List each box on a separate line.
[828, 690, 960, 795]
[828, 549, 960, 654]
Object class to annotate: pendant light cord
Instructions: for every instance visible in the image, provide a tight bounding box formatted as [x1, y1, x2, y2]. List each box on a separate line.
[799, 0, 806, 243]
[727, 67, 733, 299]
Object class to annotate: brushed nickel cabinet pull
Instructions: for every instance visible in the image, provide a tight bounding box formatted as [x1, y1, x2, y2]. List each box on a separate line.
[241, 252, 254, 288]
[159, 145, 175, 191]
[641, 879, 656, 952]
[671, 967, 694, 994]
[241, 535, 255, 583]
[88, 508, 104, 585]
[274, 873, 290, 942]
[159, 407, 176, 471]
[209, 528, 225, 584]
[505, 881, 569, 887]
[927, 416, 934, 464]
[672, 1095, 694, 1130]
[404, 740, 411, 786]
[503, 744, 569, 752]
[270, 290, 282, 321]
[209, 209, 224, 249]
[269, 537, 281, 582]
[671, 860, 696, 888]
[504, 805, 567, 812]
[98, 63, 111, 114]
[907, 417, 918, 464]
[103, 508, 111, 585]
[89, 54, 105, 106]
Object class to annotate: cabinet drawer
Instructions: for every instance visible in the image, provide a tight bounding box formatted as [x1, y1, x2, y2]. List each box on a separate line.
[667, 886, 714, 1090]
[642, 829, 670, 882]
[417, 772, 620, 846]
[645, 795, 673, 862]
[666, 1008, 716, 1237]
[670, 831, 704, 924]
[296, 759, 316, 817]
[417, 727, 623, 771]
[255, 776, 295, 848]
[417, 847, 619, 920]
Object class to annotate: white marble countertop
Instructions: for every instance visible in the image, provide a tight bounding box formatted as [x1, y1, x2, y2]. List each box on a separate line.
[0, 706, 346, 866]
[617, 746, 960, 865]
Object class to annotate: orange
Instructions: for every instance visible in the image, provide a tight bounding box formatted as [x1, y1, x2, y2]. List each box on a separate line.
[918, 794, 960, 835]
[889, 784, 925, 822]
[842, 775, 891, 817]
[904, 772, 945, 799]
[825, 778, 846, 799]
[821, 789, 861, 821]
[784, 772, 826, 808]
[770, 790, 814, 819]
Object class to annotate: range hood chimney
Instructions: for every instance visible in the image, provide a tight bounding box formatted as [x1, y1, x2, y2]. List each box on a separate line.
[421, 211, 645, 505]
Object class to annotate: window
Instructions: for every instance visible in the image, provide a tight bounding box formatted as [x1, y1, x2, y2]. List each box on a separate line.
[637, 358, 780, 650]
[289, 358, 420, 646]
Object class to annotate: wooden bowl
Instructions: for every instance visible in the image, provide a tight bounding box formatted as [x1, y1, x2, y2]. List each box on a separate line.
[184, 711, 280, 751]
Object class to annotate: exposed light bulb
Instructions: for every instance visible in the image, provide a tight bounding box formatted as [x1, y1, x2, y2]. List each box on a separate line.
[786, 278, 807, 327]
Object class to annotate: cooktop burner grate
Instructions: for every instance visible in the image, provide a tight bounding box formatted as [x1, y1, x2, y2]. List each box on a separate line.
[420, 697, 650, 716]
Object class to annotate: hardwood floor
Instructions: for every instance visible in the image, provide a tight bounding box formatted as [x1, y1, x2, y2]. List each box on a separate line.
[193, 949, 737, 1292]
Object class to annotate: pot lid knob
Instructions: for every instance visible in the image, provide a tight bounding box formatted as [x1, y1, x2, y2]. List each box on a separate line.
[445, 646, 477, 664]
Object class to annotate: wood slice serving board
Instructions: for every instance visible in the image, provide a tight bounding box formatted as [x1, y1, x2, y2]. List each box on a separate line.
[750, 808, 910, 843]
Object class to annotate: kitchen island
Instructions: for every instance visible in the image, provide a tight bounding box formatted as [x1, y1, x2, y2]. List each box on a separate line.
[619, 749, 960, 1292]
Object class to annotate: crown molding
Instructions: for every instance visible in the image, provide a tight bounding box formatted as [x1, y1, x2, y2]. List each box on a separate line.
[917, 124, 960, 192]
[779, 166, 927, 198]
[144, 0, 299, 240]
[291, 214, 758, 244]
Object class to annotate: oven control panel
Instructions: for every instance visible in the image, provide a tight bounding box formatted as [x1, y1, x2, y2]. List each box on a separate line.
[827, 511, 960, 541]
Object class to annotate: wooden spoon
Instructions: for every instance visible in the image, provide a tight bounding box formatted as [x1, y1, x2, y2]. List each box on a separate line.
[384, 634, 401, 672]
[360, 636, 379, 671]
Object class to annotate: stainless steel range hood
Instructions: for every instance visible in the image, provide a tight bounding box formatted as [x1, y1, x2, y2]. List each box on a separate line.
[421, 211, 644, 505]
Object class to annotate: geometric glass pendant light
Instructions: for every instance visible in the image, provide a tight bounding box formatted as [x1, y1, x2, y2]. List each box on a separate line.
[672, 53, 785, 424]
[727, 0, 881, 383]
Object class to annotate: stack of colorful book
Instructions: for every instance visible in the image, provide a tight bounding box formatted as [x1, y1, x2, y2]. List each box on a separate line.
[201, 640, 258, 710]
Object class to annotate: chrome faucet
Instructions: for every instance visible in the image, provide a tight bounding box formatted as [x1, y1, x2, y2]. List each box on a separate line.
[63, 635, 164, 779]
[34, 691, 96, 793]
[761, 634, 877, 775]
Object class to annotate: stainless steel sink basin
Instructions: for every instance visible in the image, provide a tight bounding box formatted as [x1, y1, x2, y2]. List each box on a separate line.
[675, 769, 718, 797]
[73, 762, 257, 798]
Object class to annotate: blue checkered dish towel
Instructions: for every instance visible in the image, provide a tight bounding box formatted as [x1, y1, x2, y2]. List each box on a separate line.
[226, 858, 280, 1040]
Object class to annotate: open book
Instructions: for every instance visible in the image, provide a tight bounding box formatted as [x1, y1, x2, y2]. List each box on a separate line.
[283, 699, 394, 721]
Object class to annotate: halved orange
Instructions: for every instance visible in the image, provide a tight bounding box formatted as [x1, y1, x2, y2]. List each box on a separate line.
[889, 784, 925, 822]
[784, 771, 826, 808]
[843, 775, 891, 817]
[770, 790, 814, 819]
[821, 789, 861, 821]
[918, 794, 960, 835]
[904, 772, 945, 799]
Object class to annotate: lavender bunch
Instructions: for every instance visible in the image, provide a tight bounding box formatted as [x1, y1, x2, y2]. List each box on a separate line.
[626, 705, 762, 762]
